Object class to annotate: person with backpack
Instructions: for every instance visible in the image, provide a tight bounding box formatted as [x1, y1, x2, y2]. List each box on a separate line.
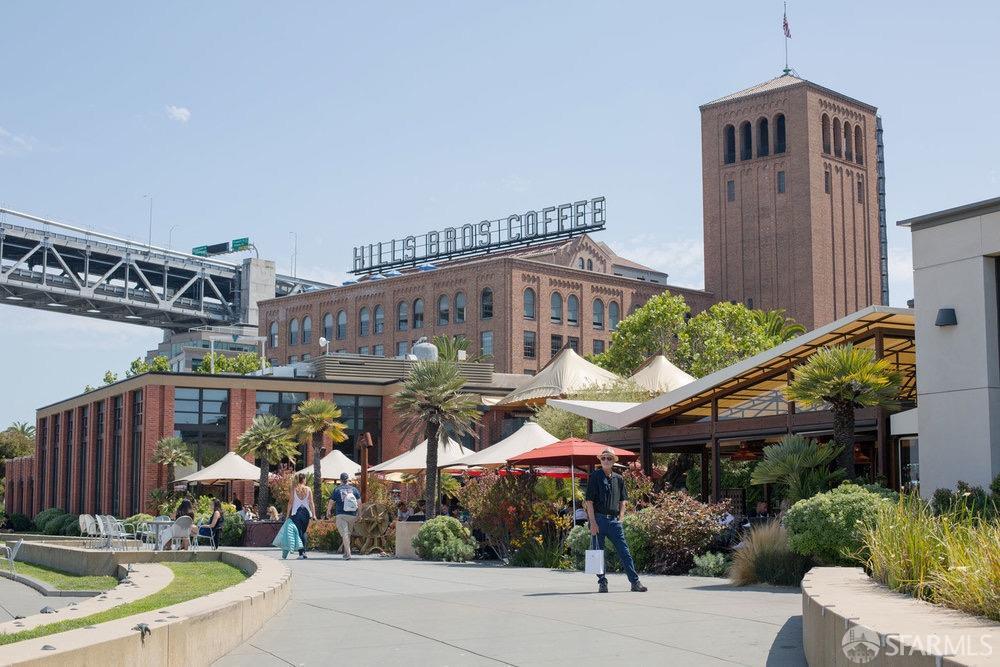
[584, 448, 647, 593]
[327, 472, 361, 560]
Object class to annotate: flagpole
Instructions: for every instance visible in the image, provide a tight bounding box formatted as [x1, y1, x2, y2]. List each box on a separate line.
[783, 2, 790, 75]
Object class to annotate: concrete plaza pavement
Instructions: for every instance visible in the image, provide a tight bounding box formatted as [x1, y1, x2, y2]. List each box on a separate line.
[216, 551, 805, 667]
[0, 577, 90, 622]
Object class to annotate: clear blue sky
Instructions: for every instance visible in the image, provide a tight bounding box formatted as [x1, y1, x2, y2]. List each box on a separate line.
[1, 1, 998, 426]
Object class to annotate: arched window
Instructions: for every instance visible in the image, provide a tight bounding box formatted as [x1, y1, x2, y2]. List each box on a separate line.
[821, 114, 831, 154]
[269, 321, 278, 348]
[397, 302, 409, 331]
[609, 301, 621, 330]
[723, 124, 736, 164]
[437, 294, 449, 325]
[413, 299, 424, 329]
[336, 310, 347, 339]
[567, 295, 579, 325]
[454, 292, 466, 324]
[301, 316, 312, 344]
[739, 121, 752, 160]
[289, 318, 299, 346]
[757, 117, 769, 157]
[577, 258, 585, 269]
[833, 118, 842, 157]
[586, 259, 593, 270]
[593, 299, 605, 329]
[550, 292, 563, 323]
[374, 305, 385, 334]
[774, 113, 786, 154]
[480, 288, 493, 319]
[843, 122, 853, 161]
[359, 307, 370, 336]
[523, 288, 536, 320]
[322, 312, 333, 340]
[854, 126, 863, 165]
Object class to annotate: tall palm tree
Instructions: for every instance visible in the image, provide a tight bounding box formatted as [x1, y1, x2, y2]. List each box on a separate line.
[289, 399, 348, 514]
[750, 434, 844, 502]
[394, 360, 480, 519]
[237, 414, 300, 517]
[152, 436, 195, 487]
[9, 421, 35, 438]
[754, 309, 807, 342]
[433, 335, 485, 363]
[785, 345, 901, 479]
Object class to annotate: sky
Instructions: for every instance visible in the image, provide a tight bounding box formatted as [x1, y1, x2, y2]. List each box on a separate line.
[1, 1, 998, 426]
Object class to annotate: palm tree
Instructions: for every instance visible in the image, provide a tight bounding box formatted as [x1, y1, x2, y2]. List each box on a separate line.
[754, 309, 806, 342]
[750, 434, 844, 502]
[9, 421, 35, 439]
[394, 360, 480, 519]
[152, 436, 195, 487]
[237, 415, 300, 517]
[289, 399, 348, 515]
[433, 335, 485, 363]
[785, 345, 902, 479]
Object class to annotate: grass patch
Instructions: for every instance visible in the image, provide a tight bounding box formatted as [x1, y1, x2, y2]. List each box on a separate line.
[12, 562, 117, 592]
[0, 561, 247, 646]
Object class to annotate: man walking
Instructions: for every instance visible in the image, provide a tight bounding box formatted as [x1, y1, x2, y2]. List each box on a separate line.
[327, 472, 361, 560]
[585, 448, 647, 593]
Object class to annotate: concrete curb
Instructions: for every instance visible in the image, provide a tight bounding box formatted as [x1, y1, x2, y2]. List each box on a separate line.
[0, 569, 103, 597]
[801, 567, 1000, 666]
[0, 544, 291, 666]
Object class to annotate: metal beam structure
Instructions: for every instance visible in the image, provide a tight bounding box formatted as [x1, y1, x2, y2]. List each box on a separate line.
[0, 207, 332, 332]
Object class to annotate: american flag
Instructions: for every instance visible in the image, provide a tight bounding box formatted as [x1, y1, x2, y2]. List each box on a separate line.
[783, 12, 791, 38]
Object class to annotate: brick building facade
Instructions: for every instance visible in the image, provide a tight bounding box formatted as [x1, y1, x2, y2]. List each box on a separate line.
[701, 73, 886, 329]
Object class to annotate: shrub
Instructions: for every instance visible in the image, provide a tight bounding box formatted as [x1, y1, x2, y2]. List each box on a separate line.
[730, 521, 813, 587]
[306, 520, 342, 552]
[9, 513, 31, 532]
[565, 514, 651, 573]
[33, 508, 66, 532]
[930, 482, 997, 518]
[0, 510, 6, 530]
[784, 483, 891, 565]
[458, 471, 538, 562]
[59, 514, 82, 536]
[991, 474, 1000, 499]
[41, 511, 70, 535]
[689, 551, 730, 578]
[634, 492, 729, 574]
[412, 516, 476, 562]
[123, 513, 154, 532]
[221, 513, 245, 547]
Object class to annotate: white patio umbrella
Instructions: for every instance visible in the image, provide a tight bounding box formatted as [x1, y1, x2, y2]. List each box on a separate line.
[450, 422, 559, 469]
[369, 433, 473, 475]
[175, 451, 261, 485]
[297, 449, 361, 481]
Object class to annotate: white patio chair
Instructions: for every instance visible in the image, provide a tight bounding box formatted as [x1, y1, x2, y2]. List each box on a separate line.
[168, 516, 194, 551]
[1, 539, 24, 574]
[93, 515, 111, 549]
[100, 515, 133, 550]
[79, 514, 99, 549]
[192, 520, 215, 550]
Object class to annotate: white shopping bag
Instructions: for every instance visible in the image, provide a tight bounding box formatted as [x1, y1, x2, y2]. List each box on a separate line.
[584, 534, 605, 575]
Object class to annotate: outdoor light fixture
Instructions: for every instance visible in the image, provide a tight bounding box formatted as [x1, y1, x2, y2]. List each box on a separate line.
[124, 314, 142, 320]
[86, 308, 101, 313]
[319, 336, 330, 356]
[5, 295, 23, 301]
[934, 307, 957, 327]
[47, 302, 67, 308]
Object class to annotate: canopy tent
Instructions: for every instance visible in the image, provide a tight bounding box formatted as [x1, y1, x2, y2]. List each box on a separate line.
[451, 422, 559, 469]
[175, 451, 261, 485]
[297, 449, 361, 481]
[369, 434, 474, 475]
[507, 438, 638, 516]
[628, 355, 694, 394]
[497, 348, 621, 407]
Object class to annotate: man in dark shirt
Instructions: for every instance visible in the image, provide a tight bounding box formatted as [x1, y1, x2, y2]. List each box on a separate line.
[585, 448, 647, 593]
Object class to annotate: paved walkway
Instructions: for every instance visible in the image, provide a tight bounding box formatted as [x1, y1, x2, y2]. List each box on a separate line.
[0, 577, 90, 622]
[216, 551, 805, 666]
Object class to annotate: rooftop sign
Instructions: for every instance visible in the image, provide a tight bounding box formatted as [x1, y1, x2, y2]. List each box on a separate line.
[351, 196, 605, 274]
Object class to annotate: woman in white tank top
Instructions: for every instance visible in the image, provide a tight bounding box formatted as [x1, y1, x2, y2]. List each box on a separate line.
[286, 473, 316, 559]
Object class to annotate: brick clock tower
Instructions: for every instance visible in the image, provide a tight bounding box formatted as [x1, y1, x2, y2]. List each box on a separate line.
[700, 73, 888, 329]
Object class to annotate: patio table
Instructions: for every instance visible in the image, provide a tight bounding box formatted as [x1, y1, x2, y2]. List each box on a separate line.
[147, 519, 175, 551]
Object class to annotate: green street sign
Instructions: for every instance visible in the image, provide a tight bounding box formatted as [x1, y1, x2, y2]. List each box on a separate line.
[192, 245, 208, 257]
[232, 237, 250, 251]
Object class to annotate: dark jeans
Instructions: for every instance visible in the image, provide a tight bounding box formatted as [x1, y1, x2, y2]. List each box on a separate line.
[291, 506, 311, 556]
[594, 513, 639, 584]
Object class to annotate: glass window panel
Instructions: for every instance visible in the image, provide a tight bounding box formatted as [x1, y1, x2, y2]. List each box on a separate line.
[256, 391, 280, 403]
[282, 392, 307, 403]
[174, 400, 201, 413]
[175, 387, 199, 400]
[358, 396, 381, 408]
[202, 389, 229, 401]
[201, 401, 226, 414]
[174, 412, 200, 425]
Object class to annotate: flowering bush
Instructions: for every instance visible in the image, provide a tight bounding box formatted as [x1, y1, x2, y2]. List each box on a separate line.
[412, 516, 476, 562]
[784, 483, 891, 565]
[565, 514, 651, 573]
[307, 519, 342, 551]
[458, 470, 536, 562]
[221, 513, 246, 546]
[634, 492, 729, 574]
[267, 466, 295, 513]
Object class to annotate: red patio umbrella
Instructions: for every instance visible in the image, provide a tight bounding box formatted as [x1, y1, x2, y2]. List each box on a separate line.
[507, 438, 637, 517]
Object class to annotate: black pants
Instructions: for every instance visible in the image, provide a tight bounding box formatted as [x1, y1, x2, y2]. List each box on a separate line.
[291, 506, 310, 556]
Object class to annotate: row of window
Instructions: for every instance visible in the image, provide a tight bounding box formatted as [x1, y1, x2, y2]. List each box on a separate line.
[725, 171, 788, 203]
[523, 332, 606, 359]
[821, 114, 864, 164]
[723, 114, 787, 164]
[823, 169, 866, 203]
[522, 288, 622, 329]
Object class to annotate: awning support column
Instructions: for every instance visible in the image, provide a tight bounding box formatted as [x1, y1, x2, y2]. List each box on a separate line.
[710, 397, 721, 503]
[700, 450, 710, 502]
[875, 331, 889, 484]
[640, 420, 652, 476]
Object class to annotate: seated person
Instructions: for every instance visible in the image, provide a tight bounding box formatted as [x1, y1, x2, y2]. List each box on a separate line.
[396, 501, 411, 522]
[165, 498, 197, 550]
[266, 506, 280, 521]
[198, 499, 224, 549]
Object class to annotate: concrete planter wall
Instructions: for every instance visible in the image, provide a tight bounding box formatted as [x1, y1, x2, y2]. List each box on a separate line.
[802, 567, 999, 666]
[395, 520, 424, 559]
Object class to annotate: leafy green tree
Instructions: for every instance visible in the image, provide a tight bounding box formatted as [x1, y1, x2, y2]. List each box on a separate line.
[151, 436, 194, 486]
[9, 421, 35, 439]
[195, 352, 268, 375]
[591, 292, 689, 376]
[126, 355, 170, 377]
[532, 379, 653, 439]
[0, 426, 35, 479]
[784, 345, 901, 479]
[289, 399, 348, 515]
[754, 309, 806, 342]
[750, 435, 844, 503]
[678, 301, 778, 377]
[237, 414, 300, 516]
[394, 360, 480, 519]
[102, 370, 119, 385]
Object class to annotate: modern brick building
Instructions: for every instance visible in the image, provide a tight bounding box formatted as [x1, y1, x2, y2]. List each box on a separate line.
[258, 234, 716, 375]
[701, 73, 888, 329]
[4, 359, 524, 519]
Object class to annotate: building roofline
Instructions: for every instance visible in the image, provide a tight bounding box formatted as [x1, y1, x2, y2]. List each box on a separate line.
[699, 77, 878, 114]
[897, 196, 1000, 230]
